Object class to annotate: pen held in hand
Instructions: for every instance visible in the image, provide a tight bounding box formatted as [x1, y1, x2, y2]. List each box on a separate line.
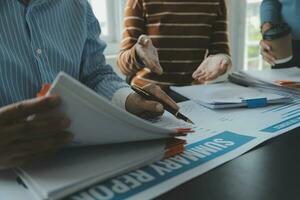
[131, 85, 195, 124]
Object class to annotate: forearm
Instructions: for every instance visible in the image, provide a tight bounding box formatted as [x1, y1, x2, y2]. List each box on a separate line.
[117, 45, 144, 76]
[81, 3, 130, 102]
[81, 60, 129, 101]
[260, 0, 282, 26]
[117, 0, 146, 76]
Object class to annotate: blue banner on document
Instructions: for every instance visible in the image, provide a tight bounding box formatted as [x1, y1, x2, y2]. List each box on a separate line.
[261, 115, 300, 133]
[68, 131, 255, 200]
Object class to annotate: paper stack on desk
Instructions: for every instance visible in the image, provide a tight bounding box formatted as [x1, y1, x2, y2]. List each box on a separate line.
[229, 67, 300, 95]
[16, 72, 194, 200]
[171, 82, 292, 109]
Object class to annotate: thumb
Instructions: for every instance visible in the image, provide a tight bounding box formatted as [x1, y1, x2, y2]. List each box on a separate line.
[138, 35, 150, 46]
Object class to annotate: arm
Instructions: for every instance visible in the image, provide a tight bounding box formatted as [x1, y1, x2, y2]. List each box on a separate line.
[79, 3, 176, 116]
[80, 3, 130, 103]
[117, 0, 147, 76]
[193, 0, 231, 84]
[260, 0, 282, 27]
[260, 0, 282, 65]
[209, 0, 230, 56]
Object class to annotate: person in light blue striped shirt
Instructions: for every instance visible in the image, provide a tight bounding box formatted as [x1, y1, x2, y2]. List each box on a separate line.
[0, 0, 178, 170]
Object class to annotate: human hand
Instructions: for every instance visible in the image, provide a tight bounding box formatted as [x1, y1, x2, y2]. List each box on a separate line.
[192, 54, 232, 84]
[0, 95, 73, 169]
[125, 84, 179, 119]
[260, 23, 276, 65]
[135, 35, 163, 75]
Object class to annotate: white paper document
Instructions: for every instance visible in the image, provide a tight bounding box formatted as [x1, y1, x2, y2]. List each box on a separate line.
[241, 67, 300, 85]
[229, 68, 300, 96]
[16, 140, 167, 200]
[67, 100, 300, 200]
[171, 82, 291, 109]
[2, 100, 300, 200]
[47, 72, 192, 146]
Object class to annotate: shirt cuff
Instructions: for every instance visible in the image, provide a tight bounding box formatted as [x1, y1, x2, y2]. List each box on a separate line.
[111, 87, 133, 110]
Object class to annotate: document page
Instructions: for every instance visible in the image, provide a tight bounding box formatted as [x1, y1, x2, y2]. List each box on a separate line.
[242, 67, 300, 84]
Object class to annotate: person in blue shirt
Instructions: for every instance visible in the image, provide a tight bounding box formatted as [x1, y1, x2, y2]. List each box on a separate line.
[260, 0, 300, 67]
[0, 0, 178, 169]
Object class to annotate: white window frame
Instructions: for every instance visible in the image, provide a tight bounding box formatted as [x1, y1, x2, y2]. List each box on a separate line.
[226, 0, 247, 71]
[101, 0, 125, 55]
[90, 0, 125, 55]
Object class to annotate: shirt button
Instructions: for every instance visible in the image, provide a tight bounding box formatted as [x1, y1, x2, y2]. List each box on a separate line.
[36, 48, 42, 55]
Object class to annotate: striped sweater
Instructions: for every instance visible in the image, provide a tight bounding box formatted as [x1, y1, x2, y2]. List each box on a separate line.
[117, 0, 230, 86]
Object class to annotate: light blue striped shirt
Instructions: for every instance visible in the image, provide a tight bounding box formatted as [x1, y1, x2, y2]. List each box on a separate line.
[261, 0, 300, 39]
[0, 0, 129, 107]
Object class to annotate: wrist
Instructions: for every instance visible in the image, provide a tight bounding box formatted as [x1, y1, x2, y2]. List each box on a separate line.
[217, 54, 232, 72]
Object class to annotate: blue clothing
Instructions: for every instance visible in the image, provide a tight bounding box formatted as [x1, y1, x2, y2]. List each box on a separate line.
[260, 0, 300, 39]
[0, 0, 128, 107]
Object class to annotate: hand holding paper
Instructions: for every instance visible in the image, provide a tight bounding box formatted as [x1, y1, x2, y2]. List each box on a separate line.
[0, 96, 72, 170]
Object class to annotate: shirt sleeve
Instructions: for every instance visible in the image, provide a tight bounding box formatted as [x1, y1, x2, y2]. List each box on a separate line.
[208, 0, 230, 56]
[80, 3, 130, 105]
[117, 0, 147, 76]
[260, 0, 282, 26]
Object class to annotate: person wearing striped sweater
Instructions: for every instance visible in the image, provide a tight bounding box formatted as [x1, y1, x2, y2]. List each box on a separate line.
[118, 0, 232, 86]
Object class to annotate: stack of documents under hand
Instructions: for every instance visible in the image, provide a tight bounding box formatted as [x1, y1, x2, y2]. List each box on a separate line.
[229, 67, 300, 95]
[16, 72, 193, 200]
[171, 82, 292, 109]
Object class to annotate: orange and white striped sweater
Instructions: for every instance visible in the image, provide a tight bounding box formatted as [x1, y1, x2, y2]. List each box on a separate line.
[117, 0, 230, 86]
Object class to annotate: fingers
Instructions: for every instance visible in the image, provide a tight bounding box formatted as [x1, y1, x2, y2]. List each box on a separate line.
[192, 69, 205, 80]
[126, 84, 179, 119]
[145, 57, 163, 75]
[192, 60, 209, 80]
[0, 95, 61, 126]
[0, 131, 73, 169]
[136, 100, 164, 118]
[138, 35, 149, 46]
[0, 114, 71, 146]
[193, 63, 211, 83]
[143, 84, 179, 110]
[126, 92, 164, 119]
[260, 40, 276, 65]
[193, 55, 230, 83]
[137, 35, 163, 75]
[7, 131, 73, 155]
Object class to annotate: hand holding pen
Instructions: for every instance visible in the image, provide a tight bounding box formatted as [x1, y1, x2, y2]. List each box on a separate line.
[126, 84, 194, 124]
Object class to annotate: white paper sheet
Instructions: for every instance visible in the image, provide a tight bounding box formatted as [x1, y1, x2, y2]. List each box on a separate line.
[48, 72, 192, 146]
[242, 67, 300, 84]
[2, 100, 300, 200]
[17, 140, 166, 200]
[68, 100, 300, 200]
[171, 82, 291, 109]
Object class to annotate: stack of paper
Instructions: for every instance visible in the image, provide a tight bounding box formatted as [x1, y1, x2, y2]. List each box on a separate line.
[17, 72, 193, 200]
[171, 82, 292, 109]
[16, 140, 173, 200]
[46, 72, 193, 146]
[229, 67, 300, 96]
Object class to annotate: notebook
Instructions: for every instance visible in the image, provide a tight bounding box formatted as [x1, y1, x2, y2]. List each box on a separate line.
[16, 72, 193, 200]
[171, 82, 292, 109]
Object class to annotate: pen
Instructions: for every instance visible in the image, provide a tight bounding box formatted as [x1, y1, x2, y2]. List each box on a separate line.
[131, 85, 194, 124]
